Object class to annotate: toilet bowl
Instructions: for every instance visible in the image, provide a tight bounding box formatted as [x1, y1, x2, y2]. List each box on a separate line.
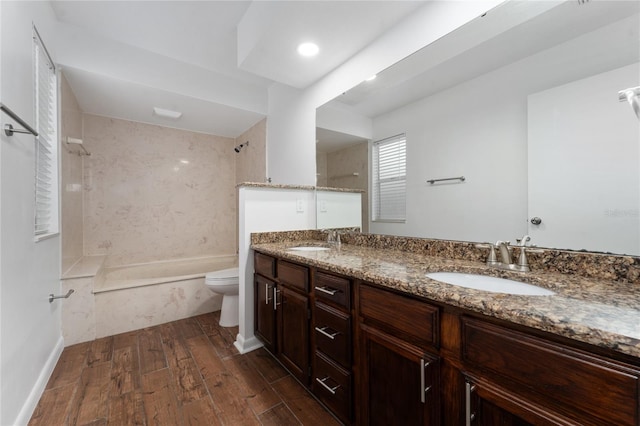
[205, 266, 239, 327]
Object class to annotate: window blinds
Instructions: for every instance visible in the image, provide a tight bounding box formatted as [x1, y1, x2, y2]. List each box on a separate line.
[372, 134, 406, 222]
[33, 28, 58, 237]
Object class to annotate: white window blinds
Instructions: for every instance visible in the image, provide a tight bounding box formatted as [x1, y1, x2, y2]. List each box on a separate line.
[372, 134, 406, 222]
[33, 28, 58, 238]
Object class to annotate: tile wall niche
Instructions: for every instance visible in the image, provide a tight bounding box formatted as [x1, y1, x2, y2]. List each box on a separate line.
[82, 114, 238, 266]
[60, 73, 84, 274]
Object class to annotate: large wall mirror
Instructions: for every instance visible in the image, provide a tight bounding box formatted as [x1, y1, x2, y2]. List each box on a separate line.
[316, 0, 640, 255]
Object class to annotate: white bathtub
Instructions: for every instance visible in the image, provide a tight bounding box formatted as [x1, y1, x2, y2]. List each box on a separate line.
[89, 255, 237, 339]
[96, 255, 238, 293]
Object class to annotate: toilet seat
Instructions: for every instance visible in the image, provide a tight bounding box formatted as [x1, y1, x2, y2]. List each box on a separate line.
[205, 267, 239, 284]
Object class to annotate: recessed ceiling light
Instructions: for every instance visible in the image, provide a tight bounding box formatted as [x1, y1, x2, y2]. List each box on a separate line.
[297, 42, 319, 57]
[153, 107, 182, 120]
[365, 75, 377, 82]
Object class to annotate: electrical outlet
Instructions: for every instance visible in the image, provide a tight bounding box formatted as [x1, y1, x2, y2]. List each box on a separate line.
[296, 199, 305, 212]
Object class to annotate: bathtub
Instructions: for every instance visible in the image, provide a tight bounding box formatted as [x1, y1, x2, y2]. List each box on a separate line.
[90, 255, 237, 339]
[96, 254, 238, 293]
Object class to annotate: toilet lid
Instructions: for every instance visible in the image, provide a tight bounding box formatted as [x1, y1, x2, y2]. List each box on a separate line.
[205, 266, 239, 281]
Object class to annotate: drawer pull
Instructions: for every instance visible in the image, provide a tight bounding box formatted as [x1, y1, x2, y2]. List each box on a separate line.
[315, 326, 340, 340]
[315, 286, 339, 296]
[265, 283, 271, 305]
[420, 359, 431, 403]
[316, 376, 340, 394]
[465, 381, 477, 426]
[273, 288, 280, 311]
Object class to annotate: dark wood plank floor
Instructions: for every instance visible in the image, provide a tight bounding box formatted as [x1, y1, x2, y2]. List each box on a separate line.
[29, 311, 340, 426]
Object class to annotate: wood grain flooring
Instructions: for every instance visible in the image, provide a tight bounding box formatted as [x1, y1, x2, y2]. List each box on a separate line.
[29, 311, 340, 426]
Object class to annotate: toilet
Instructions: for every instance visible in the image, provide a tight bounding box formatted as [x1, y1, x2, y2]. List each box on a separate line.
[205, 266, 239, 327]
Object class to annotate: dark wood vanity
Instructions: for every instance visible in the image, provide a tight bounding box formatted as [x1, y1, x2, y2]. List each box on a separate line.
[253, 250, 640, 425]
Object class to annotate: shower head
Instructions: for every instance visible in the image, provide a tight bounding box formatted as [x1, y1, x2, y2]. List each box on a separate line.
[234, 141, 250, 153]
[618, 87, 640, 120]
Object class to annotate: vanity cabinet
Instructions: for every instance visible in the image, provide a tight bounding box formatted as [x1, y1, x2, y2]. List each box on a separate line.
[253, 249, 640, 426]
[277, 260, 311, 386]
[461, 317, 640, 426]
[254, 253, 277, 353]
[312, 271, 354, 425]
[358, 284, 441, 426]
[253, 253, 312, 385]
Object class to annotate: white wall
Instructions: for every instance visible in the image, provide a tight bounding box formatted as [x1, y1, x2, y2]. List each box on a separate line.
[316, 191, 362, 230]
[370, 65, 529, 243]
[235, 186, 316, 353]
[528, 63, 640, 254]
[266, 84, 317, 185]
[0, 2, 63, 425]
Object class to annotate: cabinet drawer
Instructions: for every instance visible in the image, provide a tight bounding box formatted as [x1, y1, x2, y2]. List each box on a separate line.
[360, 284, 439, 350]
[278, 261, 309, 292]
[313, 351, 352, 425]
[254, 252, 276, 279]
[314, 271, 351, 309]
[314, 302, 351, 368]
[462, 317, 640, 426]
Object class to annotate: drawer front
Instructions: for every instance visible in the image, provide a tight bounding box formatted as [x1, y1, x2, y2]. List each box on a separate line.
[278, 261, 309, 292]
[313, 351, 352, 425]
[314, 302, 351, 368]
[314, 271, 351, 309]
[462, 317, 640, 426]
[359, 284, 439, 350]
[254, 252, 276, 279]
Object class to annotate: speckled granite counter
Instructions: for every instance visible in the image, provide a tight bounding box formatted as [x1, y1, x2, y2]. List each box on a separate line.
[251, 239, 640, 359]
[237, 182, 364, 193]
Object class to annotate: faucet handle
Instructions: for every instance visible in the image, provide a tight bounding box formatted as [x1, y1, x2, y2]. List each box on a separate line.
[476, 243, 500, 265]
[516, 246, 531, 272]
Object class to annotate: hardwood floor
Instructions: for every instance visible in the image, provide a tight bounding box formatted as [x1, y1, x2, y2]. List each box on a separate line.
[29, 312, 340, 426]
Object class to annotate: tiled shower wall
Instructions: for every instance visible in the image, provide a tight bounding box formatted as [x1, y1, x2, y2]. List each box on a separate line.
[60, 74, 84, 274]
[82, 114, 238, 266]
[235, 118, 267, 184]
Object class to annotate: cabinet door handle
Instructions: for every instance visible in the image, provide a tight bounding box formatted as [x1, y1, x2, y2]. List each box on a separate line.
[420, 359, 431, 403]
[273, 288, 280, 311]
[265, 283, 271, 305]
[465, 381, 477, 426]
[315, 286, 339, 296]
[316, 376, 340, 394]
[315, 326, 340, 340]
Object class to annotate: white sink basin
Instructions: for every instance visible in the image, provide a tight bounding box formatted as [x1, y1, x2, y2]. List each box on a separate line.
[287, 246, 331, 252]
[426, 272, 554, 296]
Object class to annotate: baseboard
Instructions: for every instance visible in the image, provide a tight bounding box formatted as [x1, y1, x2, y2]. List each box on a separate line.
[234, 333, 263, 354]
[13, 336, 64, 426]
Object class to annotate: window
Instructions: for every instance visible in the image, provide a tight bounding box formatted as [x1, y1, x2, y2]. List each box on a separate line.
[372, 134, 406, 222]
[33, 27, 59, 238]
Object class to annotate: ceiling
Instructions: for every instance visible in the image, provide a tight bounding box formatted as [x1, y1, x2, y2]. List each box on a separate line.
[50, 0, 425, 138]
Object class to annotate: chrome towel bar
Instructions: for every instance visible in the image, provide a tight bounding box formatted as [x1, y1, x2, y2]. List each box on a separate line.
[49, 289, 74, 303]
[0, 103, 38, 137]
[427, 176, 465, 184]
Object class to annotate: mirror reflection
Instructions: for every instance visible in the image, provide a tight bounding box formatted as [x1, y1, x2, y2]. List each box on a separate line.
[316, 0, 640, 255]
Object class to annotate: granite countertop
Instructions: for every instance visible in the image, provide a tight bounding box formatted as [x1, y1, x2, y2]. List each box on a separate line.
[251, 240, 640, 359]
[237, 182, 364, 193]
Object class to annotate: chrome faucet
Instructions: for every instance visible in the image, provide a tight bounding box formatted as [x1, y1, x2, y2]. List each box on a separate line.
[495, 240, 512, 265]
[481, 237, 531, 272]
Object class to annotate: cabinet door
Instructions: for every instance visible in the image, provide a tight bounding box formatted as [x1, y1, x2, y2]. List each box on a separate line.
[359, 324, 439, 426]
[254, 275, 276, 353]
[278, 286, 310, 385]
[464, 375, 577, 426]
